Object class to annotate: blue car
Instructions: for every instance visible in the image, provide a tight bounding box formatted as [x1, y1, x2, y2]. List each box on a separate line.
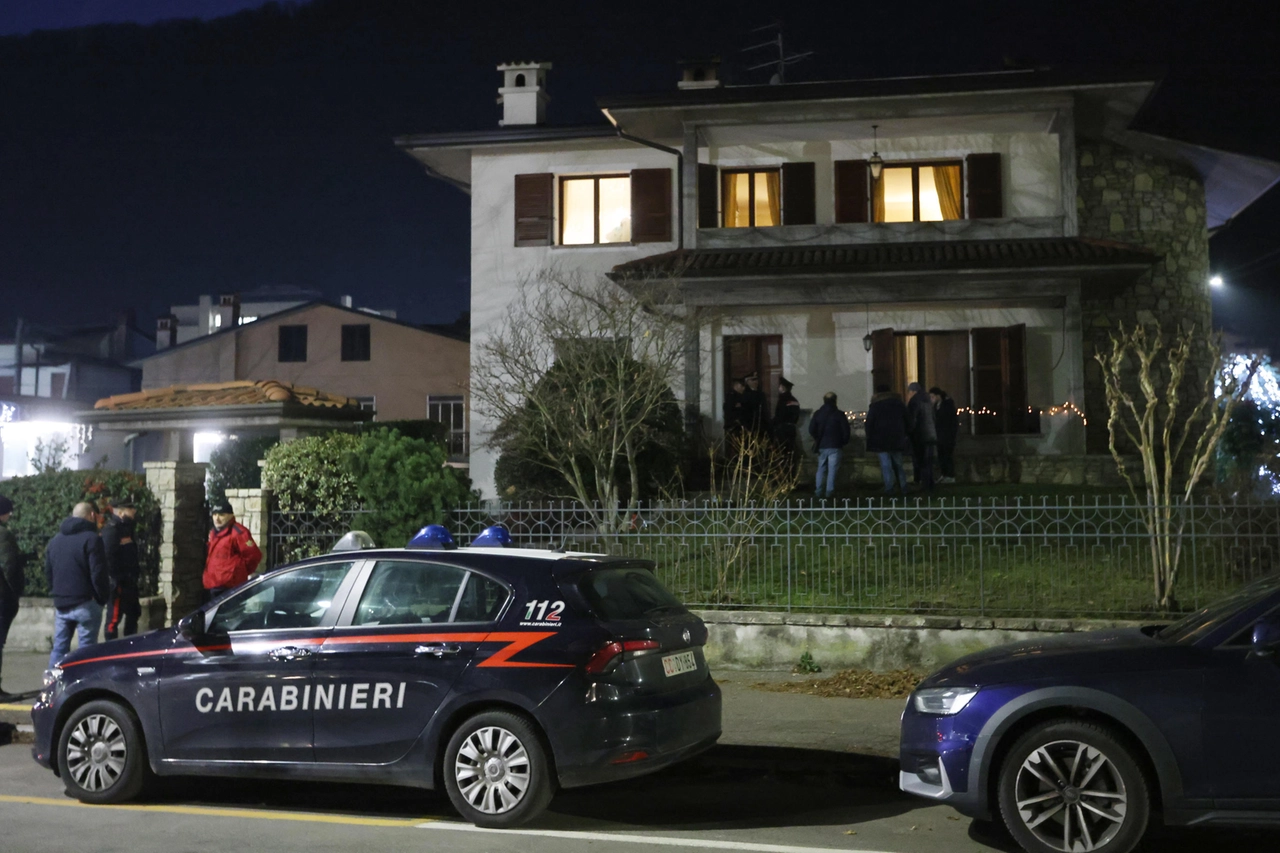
[901, 574, 1280, 853]
[31, 539, 721, 827]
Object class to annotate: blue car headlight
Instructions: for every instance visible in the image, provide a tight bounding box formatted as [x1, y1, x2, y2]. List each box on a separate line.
[912, 686, 977, 715]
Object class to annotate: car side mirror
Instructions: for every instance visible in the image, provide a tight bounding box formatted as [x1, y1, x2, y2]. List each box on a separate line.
[178, 610, 206, 642]
[1251, 615, 1280, 657]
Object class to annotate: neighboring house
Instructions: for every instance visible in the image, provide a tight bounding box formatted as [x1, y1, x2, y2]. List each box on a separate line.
[159, 286, 397, 347]
[138, 301, 470, 457]
[0, 315, 152, 477]
[398, 61, 1280, 498]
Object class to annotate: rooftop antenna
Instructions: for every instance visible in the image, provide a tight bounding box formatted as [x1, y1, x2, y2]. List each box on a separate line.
[742, 21, 813, 85]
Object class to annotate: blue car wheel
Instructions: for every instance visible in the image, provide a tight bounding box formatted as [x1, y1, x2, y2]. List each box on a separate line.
[997, 720, 1150, 853]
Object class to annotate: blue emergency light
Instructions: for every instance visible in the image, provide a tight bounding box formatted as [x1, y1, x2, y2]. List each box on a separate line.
[406, 524, 457, 550]
[470, 525, 512, 548]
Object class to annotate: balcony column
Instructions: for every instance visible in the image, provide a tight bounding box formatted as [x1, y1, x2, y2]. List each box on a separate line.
[682, 123, 700, 249]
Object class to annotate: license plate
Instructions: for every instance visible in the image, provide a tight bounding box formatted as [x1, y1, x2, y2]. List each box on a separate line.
[661, 650, 698, 677]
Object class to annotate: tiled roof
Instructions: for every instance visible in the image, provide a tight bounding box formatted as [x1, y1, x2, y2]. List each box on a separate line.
[94, 380, 359, 411]
[610, 238, 1156, 279]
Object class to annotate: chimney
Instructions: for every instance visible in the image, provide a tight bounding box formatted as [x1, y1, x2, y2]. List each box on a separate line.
[217, 293, 241, 330]
[156, 315, 178, 350]
[341, 295, 353, 308]
[678, 58, 722, 90]
[497, 62, 551, 126]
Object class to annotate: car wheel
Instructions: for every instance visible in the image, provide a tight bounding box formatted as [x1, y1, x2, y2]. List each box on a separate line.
[997, 720, 1150, 853]
[56, 699, 151, 804]
[442, 710, 554, 828]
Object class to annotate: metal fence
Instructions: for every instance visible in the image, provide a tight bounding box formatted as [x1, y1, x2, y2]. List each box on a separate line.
[271, 498, 1280, 619]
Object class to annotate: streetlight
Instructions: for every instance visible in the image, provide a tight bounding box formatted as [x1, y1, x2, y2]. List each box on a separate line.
[1210, 275, 1224, 288]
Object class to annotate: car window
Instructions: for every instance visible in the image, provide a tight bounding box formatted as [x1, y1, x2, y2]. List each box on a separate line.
[1159, 575, 1280, 645]
[209, 562, 353, 633]
[1221, 603, 1280, 647]
[453, 573, 511, 623]
[354, 560, 468, 626]
[573, 566, 685, 621]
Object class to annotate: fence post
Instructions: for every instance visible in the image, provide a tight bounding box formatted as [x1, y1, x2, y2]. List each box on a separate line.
[978, 497, 986, 616]
[786, 501, 792, 614]
[1189, 495, 1198, 609]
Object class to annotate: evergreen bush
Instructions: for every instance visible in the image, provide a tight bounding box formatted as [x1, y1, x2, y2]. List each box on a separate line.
[206, 435, 278, 504]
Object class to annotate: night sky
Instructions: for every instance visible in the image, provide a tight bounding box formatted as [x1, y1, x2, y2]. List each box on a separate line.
[1, 0, 1278, 341]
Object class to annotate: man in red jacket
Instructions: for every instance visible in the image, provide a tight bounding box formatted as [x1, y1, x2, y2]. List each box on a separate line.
[203, 500, 262, 600]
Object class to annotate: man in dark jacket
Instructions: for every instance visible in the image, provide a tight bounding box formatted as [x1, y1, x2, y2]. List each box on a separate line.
[773, 377, 801, 467]
[0, 494, 24, 700]
[723, 378, 747, 433]
[45, 502, 109, 668]
[741, 372, 770, 434]
[930, 387, 960, 484]
[865, 385, 909, 495]
[808, 391, 851, 499]
[102, 499, 142, 640]
[905, 382, 938, 490]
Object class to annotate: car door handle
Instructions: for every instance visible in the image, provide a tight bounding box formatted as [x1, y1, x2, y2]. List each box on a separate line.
[415, 643, 462, 658]
[269, 646, 312, 662]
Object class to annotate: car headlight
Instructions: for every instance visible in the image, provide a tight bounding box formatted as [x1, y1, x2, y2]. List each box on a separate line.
[912, 686, 978, 715]
[42, 667, 62, 688]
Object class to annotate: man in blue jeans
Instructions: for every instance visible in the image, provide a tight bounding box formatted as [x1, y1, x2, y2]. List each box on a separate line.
[44, 502, 109, 668]
[808, 391, 851, 499]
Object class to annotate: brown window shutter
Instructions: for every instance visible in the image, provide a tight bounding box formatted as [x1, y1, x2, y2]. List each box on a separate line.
[630, 168, 672, 243]
[781, 162, 816, 225]
[965, 153, 1002, 219]
[513, 173, 553, 246]
[834, 160, 870, 223]
[870, 328, 896, 395]
[697, 163, 719, 228]
[971, 324, 1028, 434]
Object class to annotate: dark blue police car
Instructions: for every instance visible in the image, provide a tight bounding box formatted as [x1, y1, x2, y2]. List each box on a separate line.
[900, 574, 1280, 853]
[31, 528, 721, 827]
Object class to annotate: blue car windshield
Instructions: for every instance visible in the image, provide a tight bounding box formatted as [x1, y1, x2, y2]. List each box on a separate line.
[1157, 575, 1280, 644]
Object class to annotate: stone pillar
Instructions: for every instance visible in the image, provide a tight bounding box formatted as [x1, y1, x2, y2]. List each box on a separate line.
[145, 461, 208, 625]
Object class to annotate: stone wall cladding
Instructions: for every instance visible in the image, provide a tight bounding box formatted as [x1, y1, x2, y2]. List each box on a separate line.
[1076, 140, 1213, 452]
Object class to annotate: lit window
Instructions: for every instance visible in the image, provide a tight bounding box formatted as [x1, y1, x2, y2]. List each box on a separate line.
[238, 315, 258, 325]
[428, 395, 468, 457]
[560, 176, 631, 245]
[874, 163, 963, 223]
[721, 170, 779, 227]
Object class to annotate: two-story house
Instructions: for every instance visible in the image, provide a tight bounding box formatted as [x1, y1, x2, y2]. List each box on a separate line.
[398, 62, 1280, 498]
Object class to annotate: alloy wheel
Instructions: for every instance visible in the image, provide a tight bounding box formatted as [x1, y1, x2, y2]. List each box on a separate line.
[453, 725, 532, 814]
[1013, 738, 1128, 852]
[65, 714, 128, 793]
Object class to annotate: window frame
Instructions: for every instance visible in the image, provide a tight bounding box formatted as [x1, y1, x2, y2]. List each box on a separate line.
[558, 173, 632, 247]
[720, 168, 781, 228]
[872, 159, 966, 223]
[340, 324, 372, 362]
[428, 394, 468, 457]
[204, 561, 361, 634]
[331, 558, 512, 628]
[277, 324, 308, 363]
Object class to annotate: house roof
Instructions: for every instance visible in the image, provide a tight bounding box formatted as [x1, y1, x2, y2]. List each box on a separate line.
[94, 380, 359, 411]
[138, 299, 465, 362]
[609, 238, 1157, 280]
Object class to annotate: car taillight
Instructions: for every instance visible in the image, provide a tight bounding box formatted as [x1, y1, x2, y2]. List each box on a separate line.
[584, 639, 659, 674]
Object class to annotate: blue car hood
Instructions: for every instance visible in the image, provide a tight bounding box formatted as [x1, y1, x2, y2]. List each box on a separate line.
[56, 626, 177, 669]
[921, 628, 1171, 688]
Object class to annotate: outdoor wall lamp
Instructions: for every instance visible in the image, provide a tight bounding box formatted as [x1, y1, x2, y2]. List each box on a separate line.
[868, 124, 883, 180]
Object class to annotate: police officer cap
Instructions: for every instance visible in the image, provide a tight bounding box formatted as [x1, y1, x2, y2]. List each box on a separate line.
[407, 524, 457, 550]
[331, 530, 377, 552]
[112, 498, 137, 509]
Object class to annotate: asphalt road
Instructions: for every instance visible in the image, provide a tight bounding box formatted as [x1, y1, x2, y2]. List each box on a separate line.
[4, 738, 1280, 853]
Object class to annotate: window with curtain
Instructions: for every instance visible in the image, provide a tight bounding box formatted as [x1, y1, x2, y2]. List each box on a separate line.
[560, 175, 631, 245]
[873, 162, 963, 223]
[721, 170, 780, 227]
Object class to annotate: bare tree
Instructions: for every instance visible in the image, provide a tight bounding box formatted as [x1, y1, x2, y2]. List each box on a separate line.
[472, 269, 689, 532]
[1095, 322, 1259, 609]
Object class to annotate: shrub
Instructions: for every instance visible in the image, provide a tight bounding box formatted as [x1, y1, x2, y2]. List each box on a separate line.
[261, 432, 361, 514]
[206, 435, 278, 504]
[2, 468, 160, 597]
[346, 428, 475, 548]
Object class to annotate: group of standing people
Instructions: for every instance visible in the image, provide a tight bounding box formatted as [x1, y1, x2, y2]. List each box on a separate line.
[865, 384, 959, 495]
[723, 372, 803, 462]
[0, 492, 262, 699]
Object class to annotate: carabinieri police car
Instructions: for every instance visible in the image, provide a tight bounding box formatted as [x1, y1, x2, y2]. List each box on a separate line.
[30, 525, 721, 827]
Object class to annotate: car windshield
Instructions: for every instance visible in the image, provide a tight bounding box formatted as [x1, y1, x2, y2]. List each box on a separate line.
[573, 565, 686, 621]
[1157, 575, 1280, 644]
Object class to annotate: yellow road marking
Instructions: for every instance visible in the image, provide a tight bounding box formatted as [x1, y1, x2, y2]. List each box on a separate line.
[0, 795, 441, 827]
[0, 704, 32, 712]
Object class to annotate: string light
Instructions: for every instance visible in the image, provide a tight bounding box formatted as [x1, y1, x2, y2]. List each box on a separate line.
[843, 400, 1088, 427]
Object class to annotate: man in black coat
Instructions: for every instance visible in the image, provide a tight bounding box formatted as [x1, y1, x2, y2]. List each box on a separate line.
[0, 494, 23, 700]
[906, 382, 938, 490]
[102, 499, 142, 640]
[865, 385, 909, 495]
[45, 502, 109, 668]
[808, 391, 851, 499]
[723, 378, 747, 433]
[930, 387, 960, 483]
[773, 377, 801, 467]
[741, 372, 770, 434]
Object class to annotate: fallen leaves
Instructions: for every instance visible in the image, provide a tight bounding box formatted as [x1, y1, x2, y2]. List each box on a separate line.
[754, 668, 925, 699]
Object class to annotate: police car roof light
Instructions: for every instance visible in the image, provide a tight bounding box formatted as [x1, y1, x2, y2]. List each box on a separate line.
[470, 524, 512, 548]
[331, 530, 377, 552]
[407, 524, 457, 550]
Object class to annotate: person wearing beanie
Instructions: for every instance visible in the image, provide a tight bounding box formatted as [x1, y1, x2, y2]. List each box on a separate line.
[204, 500, 262, 601]
[0, 494, 23, 700]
